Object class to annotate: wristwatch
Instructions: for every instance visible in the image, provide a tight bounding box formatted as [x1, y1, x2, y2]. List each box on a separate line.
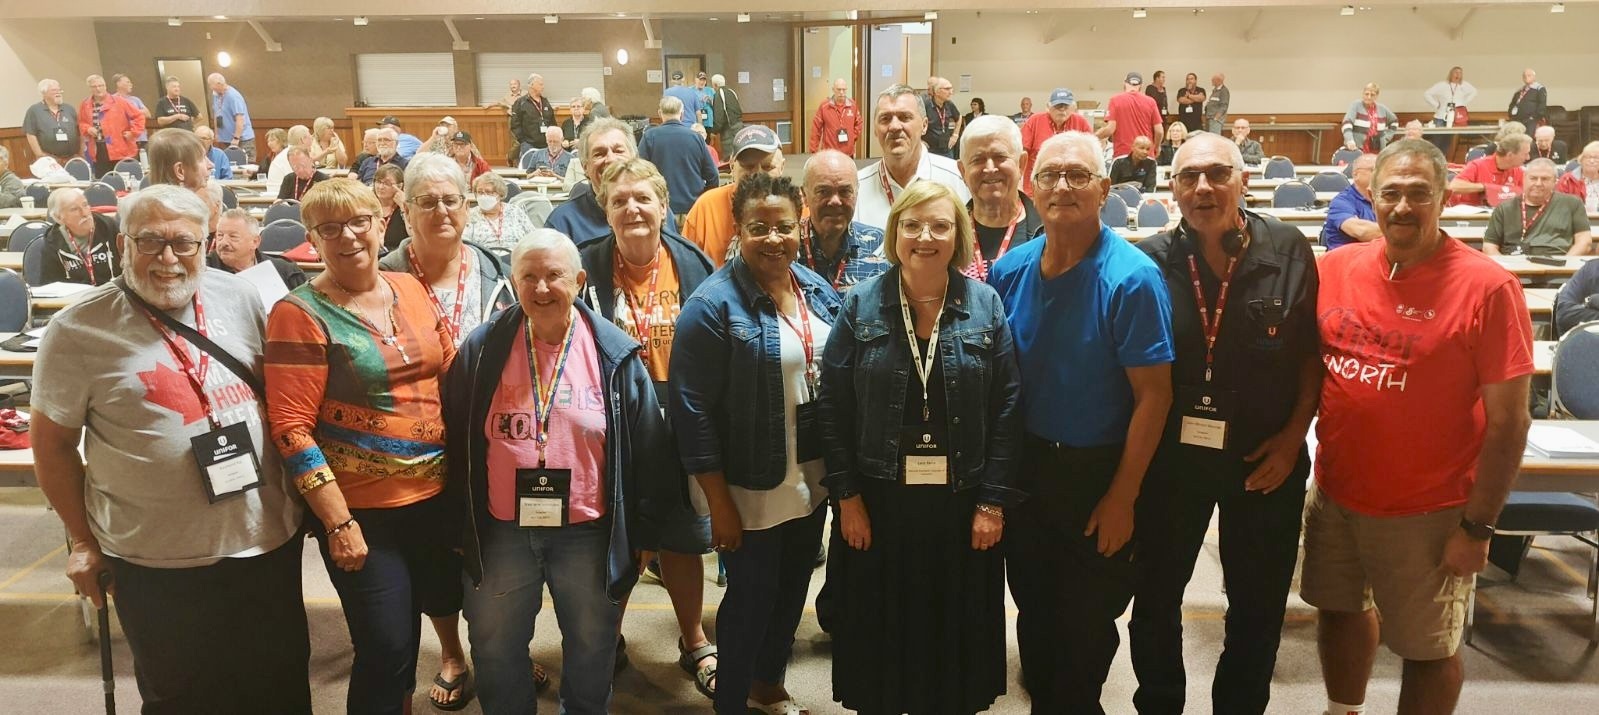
[1459, 517, 1496, 541]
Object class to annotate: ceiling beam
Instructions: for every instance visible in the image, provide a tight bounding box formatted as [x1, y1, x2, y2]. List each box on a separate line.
[246, 19, 283, 52]
[443, 17, 469, 50]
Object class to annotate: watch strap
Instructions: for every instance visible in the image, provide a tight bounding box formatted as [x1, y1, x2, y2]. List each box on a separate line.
[1459, 516, 1496, 540]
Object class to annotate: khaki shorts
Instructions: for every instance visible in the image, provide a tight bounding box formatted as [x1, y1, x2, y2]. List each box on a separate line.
[1300, 484, 1474, 661]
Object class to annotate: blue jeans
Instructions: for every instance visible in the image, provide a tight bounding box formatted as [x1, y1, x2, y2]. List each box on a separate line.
[463, 516, 623, 715]
[714, 505, 826, 715]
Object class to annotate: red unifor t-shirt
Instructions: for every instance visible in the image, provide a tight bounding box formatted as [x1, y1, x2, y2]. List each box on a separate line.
[1107, 91, 1161, 158]
[1315, 236, 1534, 517]
[1453, 155, 1524, 207]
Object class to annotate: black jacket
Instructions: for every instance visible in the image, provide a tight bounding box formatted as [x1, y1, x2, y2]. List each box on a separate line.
[41, 214, 121, 286]
[511, 94, 557, 148]
[1508, 83, 1549, 126]
[206, 250, 308, 289]
[710, 86, 744, 135]
[277, 170, 330, 201]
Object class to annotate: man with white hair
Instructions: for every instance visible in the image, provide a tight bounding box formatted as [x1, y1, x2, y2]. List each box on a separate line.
[960, 115, 1043, 279]
[42, 187, 121, 285]
[708, 73, 744, 150]
[1531, 125, 1567, 164]
[193, 126, 233, 180]
[356, 127, 409, 185]
[32, 184, 309, 713]
[78, 74, 145, 176]
[638, 95, 719, 220]
[856, 84, 970, 230]
[512, 73, 557, 162]
[988, 131, 1174, 713]
[207, 73, 255, 160]
[547, 118, 679, 244]
[1484, 158, 1591, 257]
[24, 79, 81, 163]
[1508, 68, 1548, 128]
[0, 146, 23, 208]
[924, 76, 960, 158]
[525, 125, 573, 178]
[207, 207, 308, 289]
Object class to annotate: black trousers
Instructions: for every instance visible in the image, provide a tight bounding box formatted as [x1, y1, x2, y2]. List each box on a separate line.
[1129, 445, 1309, 715]
[1006, 436, 1136, 715]
[107, 535, 311, 715]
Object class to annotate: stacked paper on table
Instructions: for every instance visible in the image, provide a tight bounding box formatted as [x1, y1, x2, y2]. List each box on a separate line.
[1525, 425, 1599, 459]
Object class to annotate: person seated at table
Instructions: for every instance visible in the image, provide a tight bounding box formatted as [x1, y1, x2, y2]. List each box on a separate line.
[1157, 121, 1186, 166]
[207, 207, 308, 289]
[349, 128, 380, 177]
[1340, 83, 1400, 154]
[312, 116, 348, 170]
[0, 146, 25, 208]
[1403, 119, 1426, 141]
[41, 187, 120, 285]
[422, 116, 460, 156]
[446, 130, 491, 182]
[1553, 254, 1599, 333]
[356, 127, 409, 185]
[194, 126, 233, 180]
[461, 171, 535, 254]
[1483, 158, 1592, 257]
[1109, 136, 1158, 193]
[1556, 141, 1599, 212]
[1531, 125, 1568, 164]
[373, 164, 410, 252]
[259, 127, 288, 177]
[277, 147, 330, 202]
[525, 126, 573, 179]
[1321, 153, 1380, 250]
[563, 97, 593, 151]
[147, 128, 213, 193]
[1231, 119, 1264, 165]
[1449, 133, 1530, 207]
[265, 125, 311, 188]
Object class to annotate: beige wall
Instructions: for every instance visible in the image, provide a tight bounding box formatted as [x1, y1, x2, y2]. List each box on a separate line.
[0, 20, 103, 122]
[935, 7, 1599, 117]
[90, 18, 676, 120]
[661, 20, 792, 114]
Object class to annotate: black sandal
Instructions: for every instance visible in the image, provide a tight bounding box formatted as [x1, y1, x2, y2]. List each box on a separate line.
[678, 637, 718, 699]
[428, 669, 474, 712]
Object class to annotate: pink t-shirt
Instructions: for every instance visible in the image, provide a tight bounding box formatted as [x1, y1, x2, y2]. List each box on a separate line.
[485, 313, 608, 524]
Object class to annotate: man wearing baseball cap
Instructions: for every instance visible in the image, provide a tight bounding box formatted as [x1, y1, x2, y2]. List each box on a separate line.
[1099, 71, 1165, 159]
[694, 72, 716, 137]
[1020, 88, 1093, 195]
[376, 115, 422, 159]
[683, 124, 787, 265]
[446, 129, 491, 181]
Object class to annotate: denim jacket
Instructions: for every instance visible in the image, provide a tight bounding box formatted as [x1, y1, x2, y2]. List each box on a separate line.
[818, 268, 1025, 506]
[442, 300, 687, 603]
[669, 256, 842, 490]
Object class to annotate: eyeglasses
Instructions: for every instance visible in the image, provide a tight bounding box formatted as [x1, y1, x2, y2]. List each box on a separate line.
[410, 194, 466, 211]
[1173, 165, 1236, 188]
[374, 139, 397, 145]
[1375, 187, 1438, 206]
[310, 215, 376, 240]
[898, 219, 956, 239]
[1033, 169, 1099, 190]
[742, 222, 799, 238]
[131, 234, 204, 256]
[374, 180, 398, 188]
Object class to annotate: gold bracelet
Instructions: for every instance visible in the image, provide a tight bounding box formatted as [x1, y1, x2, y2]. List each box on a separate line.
[976, 504, 1005, 521]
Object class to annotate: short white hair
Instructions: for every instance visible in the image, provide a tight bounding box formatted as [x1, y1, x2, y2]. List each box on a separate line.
[47, 187, 85, 222]
[403, 152, 468, 196]
[658, 95, 684, 118]
[120, 184, 211, 236]
[1034, 131, 1106, 178]
[711, 74, 726, 87]
[1535, 125, 1556, 139]
[37, 79, 58, 93]
[510, 228, 581, 272]
[959, 115, 1023, 160]
[581, 87, 604, 105]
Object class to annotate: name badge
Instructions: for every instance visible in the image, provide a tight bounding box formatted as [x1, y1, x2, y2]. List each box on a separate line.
[516, 467, 571, 528]
[55, 130, 68, 141]
[794, 400, 823, 463]
[190, 422, 263, 503]
[901, 425, 949, 485]
[837, 128, 849, 144]
[1177, 384, 1236, 451]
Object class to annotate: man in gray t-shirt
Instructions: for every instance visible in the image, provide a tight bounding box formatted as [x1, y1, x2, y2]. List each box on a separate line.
[1205, 73, 1231, 134]
[31, 185, 310, 712]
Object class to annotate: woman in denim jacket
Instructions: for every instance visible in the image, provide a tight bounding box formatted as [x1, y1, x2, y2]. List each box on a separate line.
[669, 173, 841, 715]
[818, 181, 1024, 715]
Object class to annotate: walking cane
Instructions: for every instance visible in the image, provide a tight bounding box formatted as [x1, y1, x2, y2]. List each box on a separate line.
[96, 570, 115, 715]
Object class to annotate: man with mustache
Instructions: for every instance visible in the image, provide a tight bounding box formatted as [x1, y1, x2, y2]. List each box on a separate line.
[1306, 138, 1532, 715]
[856, 84, 970, 231]
[41, 187, 121, 285]
[355, 127, 409, 185]
[32, 184, 310, 713]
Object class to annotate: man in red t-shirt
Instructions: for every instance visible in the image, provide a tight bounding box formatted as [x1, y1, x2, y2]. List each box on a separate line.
[1448, 132, 1530, 207]
[1305, 139, 1533, 715]
[1020, 88, 1092, 196]
[1098, 72, 1164, 159]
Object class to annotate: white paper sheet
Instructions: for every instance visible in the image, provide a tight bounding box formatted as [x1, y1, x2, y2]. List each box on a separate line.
[234, 261, 290, 311]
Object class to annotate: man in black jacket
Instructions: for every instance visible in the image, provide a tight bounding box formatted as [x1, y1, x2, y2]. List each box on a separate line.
[1508, 68, 1549, 127]
[511, 73, 557, 164]
[709, 73, 744, 150]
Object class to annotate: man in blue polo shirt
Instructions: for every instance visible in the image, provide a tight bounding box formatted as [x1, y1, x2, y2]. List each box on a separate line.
[988, 130, 1174, 715]
[1321, 153, 1380, 249]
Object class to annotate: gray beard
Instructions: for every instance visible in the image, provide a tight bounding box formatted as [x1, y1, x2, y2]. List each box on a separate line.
[124, 263, 203, 311]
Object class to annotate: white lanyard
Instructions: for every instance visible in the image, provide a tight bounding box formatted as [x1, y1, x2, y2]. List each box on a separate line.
[898, 282, 944, 422]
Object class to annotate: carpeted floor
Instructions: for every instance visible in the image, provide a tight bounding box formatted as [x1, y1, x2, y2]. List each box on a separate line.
[2, 486, 1598, 714]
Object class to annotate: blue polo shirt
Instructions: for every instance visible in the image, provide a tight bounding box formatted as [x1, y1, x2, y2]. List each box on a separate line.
[988, 225, 1174, 447]
[210, 87, 254, 143]
[1321, 184, 1375, 250]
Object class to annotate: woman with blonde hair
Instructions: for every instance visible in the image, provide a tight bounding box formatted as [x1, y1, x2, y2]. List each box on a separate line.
[1158, 120, 1188, 166]
[265, 124, 311, 187]
[313, 116, 349, 169]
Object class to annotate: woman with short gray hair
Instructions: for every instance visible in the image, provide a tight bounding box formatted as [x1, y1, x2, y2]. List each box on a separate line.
[462, 171, 535, 254]
[0, 146, 23, 208]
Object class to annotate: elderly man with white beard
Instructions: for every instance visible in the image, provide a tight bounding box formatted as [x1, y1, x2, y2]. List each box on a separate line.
[31, 184, 310, 713]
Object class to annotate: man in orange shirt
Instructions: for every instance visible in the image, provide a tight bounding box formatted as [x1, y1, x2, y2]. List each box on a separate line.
[78, 74, 146, 176]
[1020, 88, 1091, 196]
[810, 78, 861, 157]
[682, 124, 786, 266]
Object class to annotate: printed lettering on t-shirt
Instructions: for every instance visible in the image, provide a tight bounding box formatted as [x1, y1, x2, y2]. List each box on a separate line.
[610, 288, 681, 349]
[489, 383, 606, 441]
[1318, 305, 1419, 393]
[138, 342, 262, 427]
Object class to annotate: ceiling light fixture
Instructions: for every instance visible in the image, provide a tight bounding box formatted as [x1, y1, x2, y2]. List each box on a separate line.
[213, 15, 227, 20]
[615, 49, 629, 65]
[354, 16, 369, 26]
[737, 13, 751, 23]
[1551, 3, 1566, 12]
[1133, 8, 1147, 18]
[545, 15, 559, 24]
[1340, 6, 1356, 16]
[924, 12, 938, 20]
[168, 17, 182, 27]
[216, 51, 233, 68]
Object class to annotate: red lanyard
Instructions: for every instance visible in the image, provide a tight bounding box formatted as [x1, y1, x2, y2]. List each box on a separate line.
[486, 212, 505, 240]
[964, 204, 1022, 282]
[879, 166, 899, 205]
[933, 102, 948, 129]
[1521, 199, 1551, 236]
[409, 244, 469, 342]
[614, 246, 662, 364]
[525, 314, 576, 466]
[1186, 252, 1239, 383]
[140, 295, 225, 429]
[293, 177, 311, 200]
[773, 273, 818, 400]
[1516, 86, 1530, 105]
[65, 236, 97, 284]
[798, 218, 847, 288]
[1364, 107, 1381, 145]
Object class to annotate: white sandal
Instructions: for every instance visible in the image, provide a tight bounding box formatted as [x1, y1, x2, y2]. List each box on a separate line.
[746, 698, 808, 715]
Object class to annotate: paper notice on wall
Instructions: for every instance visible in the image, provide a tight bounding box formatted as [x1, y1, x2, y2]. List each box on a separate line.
[646, 69, 663, 84]
[959, 74, 972, 92]
[812, 66, 822, 78]
[882, 64, 894, 78]
[738, 71, 750, 84]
